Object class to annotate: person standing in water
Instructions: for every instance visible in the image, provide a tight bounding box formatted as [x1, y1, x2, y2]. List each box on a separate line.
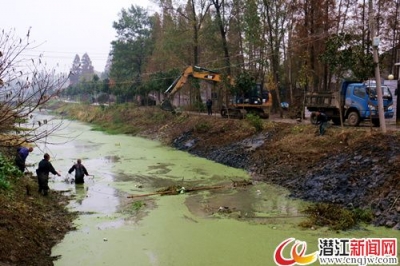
[68, 159, 89, 184]
[36, 153, 61, 196]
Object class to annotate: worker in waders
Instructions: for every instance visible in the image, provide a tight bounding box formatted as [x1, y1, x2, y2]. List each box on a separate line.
[68, 159, 89, 184]
[36, 153, 61, 196]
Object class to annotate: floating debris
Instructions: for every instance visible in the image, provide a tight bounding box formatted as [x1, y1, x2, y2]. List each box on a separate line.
[231, 179, 252, 187]
[218, 206, 232, 214]
[127, 180, 253, 198]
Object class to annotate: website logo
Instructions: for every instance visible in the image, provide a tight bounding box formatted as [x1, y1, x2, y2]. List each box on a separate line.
[274, 237, 398, 266]
[274, 238, 318, 266]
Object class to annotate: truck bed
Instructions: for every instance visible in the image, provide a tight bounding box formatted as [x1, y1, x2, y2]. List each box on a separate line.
[305, 91, 341, 109]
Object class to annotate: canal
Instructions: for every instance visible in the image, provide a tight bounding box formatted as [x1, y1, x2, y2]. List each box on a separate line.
[26, 111, 399, 266]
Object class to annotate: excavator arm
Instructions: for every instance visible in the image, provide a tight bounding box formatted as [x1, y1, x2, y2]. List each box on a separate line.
[160, 65, 272, 118]
[161, 66, 227, 112]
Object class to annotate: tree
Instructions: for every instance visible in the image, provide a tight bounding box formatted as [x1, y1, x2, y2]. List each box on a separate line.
[211, 0, 232, 76]
[0, 29, 69, 151]
[209, 0, 236, 108]
[101, 0, 400, 114]
[320, 33, 374, 81]
[159, 0, 212, 105]
[110, 5, 154, 103]
[69, 54, 81, 86]
[80, 53, 94, 81]
[231, 71, 256, 99]
[260, 0, 290, 116]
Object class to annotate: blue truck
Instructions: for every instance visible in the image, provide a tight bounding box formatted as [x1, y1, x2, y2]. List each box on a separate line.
[305, 80, 394, 126]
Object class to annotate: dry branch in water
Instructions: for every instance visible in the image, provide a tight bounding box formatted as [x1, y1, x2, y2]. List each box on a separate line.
[127, 180, 252, 198]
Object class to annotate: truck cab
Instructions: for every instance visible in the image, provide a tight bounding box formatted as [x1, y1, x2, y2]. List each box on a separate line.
[305, 80, 394, 126]
[343, 82, 394, 126]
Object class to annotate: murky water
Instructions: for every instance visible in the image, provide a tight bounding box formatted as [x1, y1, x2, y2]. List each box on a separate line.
[26, 111, 400, 266]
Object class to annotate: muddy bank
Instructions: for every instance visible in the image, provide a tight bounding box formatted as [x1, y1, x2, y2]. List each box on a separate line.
[289, 135, 400, 228]
[0, 176, 77, 266]
[172, 126, 400, 229]
[172, 131, 266, 169]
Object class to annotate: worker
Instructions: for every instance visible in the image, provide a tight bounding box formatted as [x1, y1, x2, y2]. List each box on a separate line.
[36, 153, 61, 196]
[315, 111, 328, 136]
[206, 99, 213, 115]
[68, 159, 89, 184]
[15, 146, 33, 173]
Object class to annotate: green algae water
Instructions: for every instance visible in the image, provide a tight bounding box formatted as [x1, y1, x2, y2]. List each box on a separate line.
[27, 111, 400, 266]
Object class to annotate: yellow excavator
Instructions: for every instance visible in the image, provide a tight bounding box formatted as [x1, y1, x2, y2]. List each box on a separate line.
[160, 65, 272, 118]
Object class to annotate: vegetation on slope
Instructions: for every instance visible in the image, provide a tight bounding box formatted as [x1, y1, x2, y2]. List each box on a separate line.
[0, 154, 77, 266]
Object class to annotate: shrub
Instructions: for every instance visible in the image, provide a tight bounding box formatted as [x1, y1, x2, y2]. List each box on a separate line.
[299, 203, 373, 231]
[0, 178, 10, 190]
[194, 122, 211, 133]
[97, 93, 109, 104]
[245, 114, 264, 132]
[0, 155, 20, 191]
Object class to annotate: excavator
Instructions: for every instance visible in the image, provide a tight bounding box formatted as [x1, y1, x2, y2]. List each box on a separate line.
[160, 65, 272, 118]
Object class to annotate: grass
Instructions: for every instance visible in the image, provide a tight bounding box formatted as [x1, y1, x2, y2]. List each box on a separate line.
[131, 200, 144, 211]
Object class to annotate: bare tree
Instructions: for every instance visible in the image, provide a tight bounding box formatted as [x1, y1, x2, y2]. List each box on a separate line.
[0, 29, 69, 152]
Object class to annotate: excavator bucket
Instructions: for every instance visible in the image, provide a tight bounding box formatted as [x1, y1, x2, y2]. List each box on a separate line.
[160, 99, 175, 112]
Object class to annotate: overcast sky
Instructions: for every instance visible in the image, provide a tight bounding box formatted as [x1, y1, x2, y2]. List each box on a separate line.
[2, 0, 157, 73]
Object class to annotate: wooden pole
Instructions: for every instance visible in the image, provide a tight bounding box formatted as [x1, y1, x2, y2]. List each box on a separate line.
[369, 0, 387, 133]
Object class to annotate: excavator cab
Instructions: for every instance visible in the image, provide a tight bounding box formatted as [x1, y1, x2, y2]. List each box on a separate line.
[235, 83, 269, 105]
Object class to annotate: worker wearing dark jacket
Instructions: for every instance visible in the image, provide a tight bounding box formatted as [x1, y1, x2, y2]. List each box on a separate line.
[206, 99, 213, 115]
[315, 111, 328, 136]
[68, 159, 89, 184]
[36, 153, 60, 196]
